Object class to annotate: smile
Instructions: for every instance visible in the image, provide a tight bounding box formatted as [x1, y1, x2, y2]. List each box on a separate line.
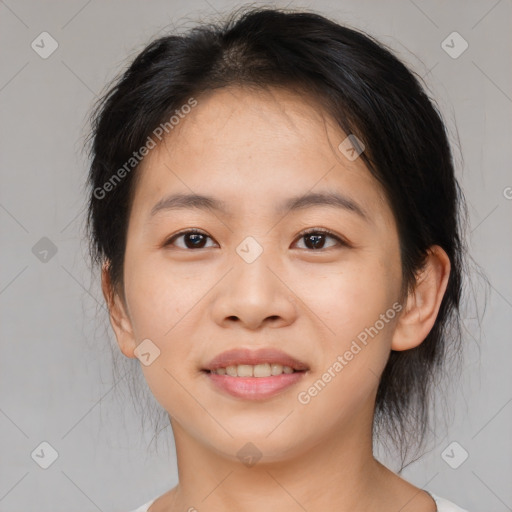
[210, 363, 298, 377]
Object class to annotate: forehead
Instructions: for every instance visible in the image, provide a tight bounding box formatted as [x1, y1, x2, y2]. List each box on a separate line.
[132, 85, 391, 225]
[165, 85, 349, 166]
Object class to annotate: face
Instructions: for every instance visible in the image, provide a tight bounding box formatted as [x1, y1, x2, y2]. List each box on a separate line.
[114, 85, 405, 462]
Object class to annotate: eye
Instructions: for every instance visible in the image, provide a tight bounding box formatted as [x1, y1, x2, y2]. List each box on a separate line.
[293, 228, 346, 250]
[164, 229, 217, 249]
[163, 228, 347, 251]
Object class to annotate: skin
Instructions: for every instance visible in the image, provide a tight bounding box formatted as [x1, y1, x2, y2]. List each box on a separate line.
[102, 85, 450, 512]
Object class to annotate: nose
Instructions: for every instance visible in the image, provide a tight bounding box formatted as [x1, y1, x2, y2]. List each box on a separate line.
[211, 253, 297, 331]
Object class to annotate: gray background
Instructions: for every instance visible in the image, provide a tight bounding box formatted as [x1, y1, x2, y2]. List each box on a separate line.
[1, 0, 511, 511]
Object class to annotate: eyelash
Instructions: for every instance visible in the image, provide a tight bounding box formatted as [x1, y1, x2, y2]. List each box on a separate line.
[163, 227, 348, 251]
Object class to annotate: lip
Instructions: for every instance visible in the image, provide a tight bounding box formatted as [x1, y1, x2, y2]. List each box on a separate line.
[202, 348, 309, 401]
[203, 347, 309, 371]
[206, 372, 306, 400]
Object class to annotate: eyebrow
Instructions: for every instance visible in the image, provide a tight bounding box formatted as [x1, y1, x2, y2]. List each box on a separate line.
[149, 191, 369, 221]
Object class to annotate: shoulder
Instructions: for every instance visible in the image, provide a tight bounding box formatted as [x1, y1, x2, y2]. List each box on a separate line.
[431, 493, 469, 512]
[126, 497, 157, 512]
[126, 494, 470, 512]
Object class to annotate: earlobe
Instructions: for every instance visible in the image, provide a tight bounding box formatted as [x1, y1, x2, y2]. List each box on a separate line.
[101, 263, 137, 359]
[391, 245, 451, 351]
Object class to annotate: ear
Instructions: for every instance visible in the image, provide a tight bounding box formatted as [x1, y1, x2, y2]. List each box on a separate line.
[391, 245, 451, 351]
[101, 262, 137, 359]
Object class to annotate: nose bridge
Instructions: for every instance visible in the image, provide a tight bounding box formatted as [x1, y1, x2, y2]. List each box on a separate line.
[232, 234, 278, 296]
[212, 235, 296, 329]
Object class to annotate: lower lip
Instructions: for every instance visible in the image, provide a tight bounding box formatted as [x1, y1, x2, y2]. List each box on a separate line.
[205, 371, 306, 400]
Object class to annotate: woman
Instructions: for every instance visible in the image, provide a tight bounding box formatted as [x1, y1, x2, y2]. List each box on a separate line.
[86, 6, 470, 511]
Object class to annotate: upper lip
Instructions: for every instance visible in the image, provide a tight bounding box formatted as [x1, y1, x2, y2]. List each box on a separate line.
[204, 348, 309, 371]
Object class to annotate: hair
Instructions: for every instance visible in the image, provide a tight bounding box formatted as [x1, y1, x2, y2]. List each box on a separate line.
[86, 5, 473, 467]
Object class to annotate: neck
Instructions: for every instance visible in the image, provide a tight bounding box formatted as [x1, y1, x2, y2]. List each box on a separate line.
[168, 401, 391, 512]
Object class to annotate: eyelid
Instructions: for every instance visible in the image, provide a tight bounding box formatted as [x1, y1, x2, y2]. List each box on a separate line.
[293, 227, 349, 248]
[163, 228, 216, 248]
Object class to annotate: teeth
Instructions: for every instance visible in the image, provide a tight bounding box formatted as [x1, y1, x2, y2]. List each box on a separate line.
[254, 363, 271, 377]
[212, 364, 297, 377]
[237, 364, 253, 377]
[271, 363, 283, 375]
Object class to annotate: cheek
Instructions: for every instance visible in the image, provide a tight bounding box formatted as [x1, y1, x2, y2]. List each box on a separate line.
[301, 253, 401, 413]
[123, 251, 198, 340]
[123, 257, 205, 418]
[294, 267, 400, 428]
[304, 256, 400, 343]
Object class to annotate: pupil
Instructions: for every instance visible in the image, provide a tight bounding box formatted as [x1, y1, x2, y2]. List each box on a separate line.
[307, 234, 324, 249]
[187, 233, 205, 248]
[183, 233, 326, 249]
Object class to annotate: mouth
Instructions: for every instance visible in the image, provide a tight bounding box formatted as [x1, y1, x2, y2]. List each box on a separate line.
[202, 348, 309, 400]
[206, 363, 302, 377]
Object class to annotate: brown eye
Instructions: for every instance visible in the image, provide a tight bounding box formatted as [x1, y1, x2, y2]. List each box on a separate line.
[294, 229, 345, 250]
[164, 229, 216, 249]
[164, 228, 346, 251]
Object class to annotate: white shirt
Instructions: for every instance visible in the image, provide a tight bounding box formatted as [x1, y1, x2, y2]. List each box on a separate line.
[128, 492, 469, 511]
